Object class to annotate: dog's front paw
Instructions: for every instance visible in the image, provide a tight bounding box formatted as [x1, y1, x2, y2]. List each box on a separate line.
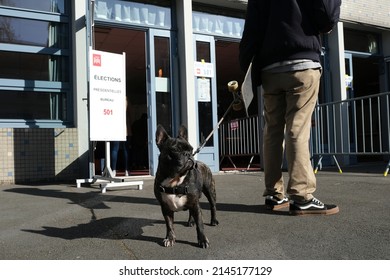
[198, 237, 210, 249]
[210, 218, 219, 226]
[163, 238, 176, 247]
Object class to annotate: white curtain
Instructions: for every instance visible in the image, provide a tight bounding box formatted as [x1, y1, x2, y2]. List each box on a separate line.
[193, 12, 244, 38]
[95, 0, 171, 28]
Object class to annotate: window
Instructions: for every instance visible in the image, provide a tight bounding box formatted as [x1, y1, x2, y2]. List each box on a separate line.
[0, 16, 69, 48]
[94, 0, 171, 29]
[344, 29, 380, 55]
[0, 0, 71, 127]
[154, 36, 172, 135]
[192, 11, 244, 39]
[0, 51, 69, 81]
[196, 40, 213, 146]
[0, 0, 66, 14]
[0, 91, 66, 120]
[387, 59, 390, 91]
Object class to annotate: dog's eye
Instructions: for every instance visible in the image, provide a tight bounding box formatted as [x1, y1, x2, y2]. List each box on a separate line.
[168, 151, 178, 160]
[184, 152, 192, 157]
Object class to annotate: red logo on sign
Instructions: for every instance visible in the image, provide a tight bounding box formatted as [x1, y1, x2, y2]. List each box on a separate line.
[230, 120, 239, 131]
[93, 54, 101, 67]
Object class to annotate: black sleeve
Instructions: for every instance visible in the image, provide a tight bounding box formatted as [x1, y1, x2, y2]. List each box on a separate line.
[310, 0, 342, 33]
[239, 0, 263, 72]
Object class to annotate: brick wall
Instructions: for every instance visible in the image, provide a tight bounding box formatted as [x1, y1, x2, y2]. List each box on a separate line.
[341, 0, 390, 28]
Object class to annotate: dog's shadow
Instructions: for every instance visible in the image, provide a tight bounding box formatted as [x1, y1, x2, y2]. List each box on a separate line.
[22, 216, 203, 248]
[23, 216, 155, 239]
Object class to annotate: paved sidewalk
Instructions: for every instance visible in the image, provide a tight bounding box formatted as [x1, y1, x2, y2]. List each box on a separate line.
[0, 167, 389, 260]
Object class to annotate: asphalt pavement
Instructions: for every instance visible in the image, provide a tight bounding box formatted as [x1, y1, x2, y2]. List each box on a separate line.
[0, 164, 389, 260]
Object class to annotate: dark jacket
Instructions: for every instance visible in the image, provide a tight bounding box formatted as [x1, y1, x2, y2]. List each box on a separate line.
[239, 0, 341, 89]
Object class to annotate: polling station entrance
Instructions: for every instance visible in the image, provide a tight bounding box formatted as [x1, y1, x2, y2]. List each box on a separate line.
[78, 8, 175, 190]
[92, 27, 151, 177]
[91, 30, 254, 175]
[92, 24, 179, 177]
[86, 1, 251, 176]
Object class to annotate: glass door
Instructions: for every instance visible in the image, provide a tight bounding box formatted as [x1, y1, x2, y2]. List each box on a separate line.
[344, 52, 357, 161]
[147, 29, 174, 175]
[387, 58, 390, 90]
[345, 53, 354, 98]
[194, 35, 219, 172]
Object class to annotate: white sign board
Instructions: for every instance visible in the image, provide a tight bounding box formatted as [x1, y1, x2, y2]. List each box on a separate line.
[89, 48, 126, 141]
[194, 61, 214, 78]
[241, 62, 254, 114]
[197, 78, 211, 102]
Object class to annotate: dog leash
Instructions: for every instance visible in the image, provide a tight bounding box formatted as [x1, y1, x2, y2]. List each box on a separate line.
[158, 156, 196, 194]
[193, 81, 244, 156]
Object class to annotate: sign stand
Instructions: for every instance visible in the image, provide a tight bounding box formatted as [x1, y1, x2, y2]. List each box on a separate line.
[76, 142, 143, 193]
[76, 48, 143, 193]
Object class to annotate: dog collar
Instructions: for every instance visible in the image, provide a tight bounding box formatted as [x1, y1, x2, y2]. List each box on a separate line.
[159, 185, 189, 195]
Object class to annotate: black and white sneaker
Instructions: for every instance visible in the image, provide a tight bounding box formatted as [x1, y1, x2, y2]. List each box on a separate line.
[265, 195, 289, 210]
[289, 197, 339, 216]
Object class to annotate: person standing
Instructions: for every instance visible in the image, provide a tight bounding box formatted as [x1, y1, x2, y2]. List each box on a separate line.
[131, 113, 148, 169]
[110, 141, 129, 176]
[239, 0, 342, 215]
[110, 97, 132, 176]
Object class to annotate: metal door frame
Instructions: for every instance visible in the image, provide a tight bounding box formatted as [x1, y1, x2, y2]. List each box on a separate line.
[193, 34, 219, 172]
[147, 29, 175, 176]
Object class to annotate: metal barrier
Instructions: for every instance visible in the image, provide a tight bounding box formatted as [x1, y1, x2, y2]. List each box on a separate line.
[311, 92, 390, 176]
[219, 115, 261, 170]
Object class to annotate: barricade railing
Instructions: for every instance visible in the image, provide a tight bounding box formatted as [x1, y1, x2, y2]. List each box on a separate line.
[219, 115, 261, 170]
[311, 92, 390, 176]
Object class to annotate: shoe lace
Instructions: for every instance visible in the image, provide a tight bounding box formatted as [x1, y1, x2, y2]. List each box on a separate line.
[311, 197, 324, 206]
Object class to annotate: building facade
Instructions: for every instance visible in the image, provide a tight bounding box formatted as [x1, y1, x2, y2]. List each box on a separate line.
[1, 0, 389, 184]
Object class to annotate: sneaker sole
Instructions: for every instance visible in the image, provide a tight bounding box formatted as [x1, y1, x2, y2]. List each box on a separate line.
[266, 201, 290, 210]
[290, 206, 340, 216]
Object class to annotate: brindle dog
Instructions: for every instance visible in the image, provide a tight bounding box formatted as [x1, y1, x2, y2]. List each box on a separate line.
[154, 124, 218, 248]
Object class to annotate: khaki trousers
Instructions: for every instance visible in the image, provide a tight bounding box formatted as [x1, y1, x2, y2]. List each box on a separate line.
[261, 68, 321, 203]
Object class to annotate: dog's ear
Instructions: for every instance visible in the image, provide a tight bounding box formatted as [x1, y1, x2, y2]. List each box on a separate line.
[156, 124, 169, 147]
[177, 125, 188, 141]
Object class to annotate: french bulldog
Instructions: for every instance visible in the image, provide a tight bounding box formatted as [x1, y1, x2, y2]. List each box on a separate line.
[154, 124, 218, 248]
